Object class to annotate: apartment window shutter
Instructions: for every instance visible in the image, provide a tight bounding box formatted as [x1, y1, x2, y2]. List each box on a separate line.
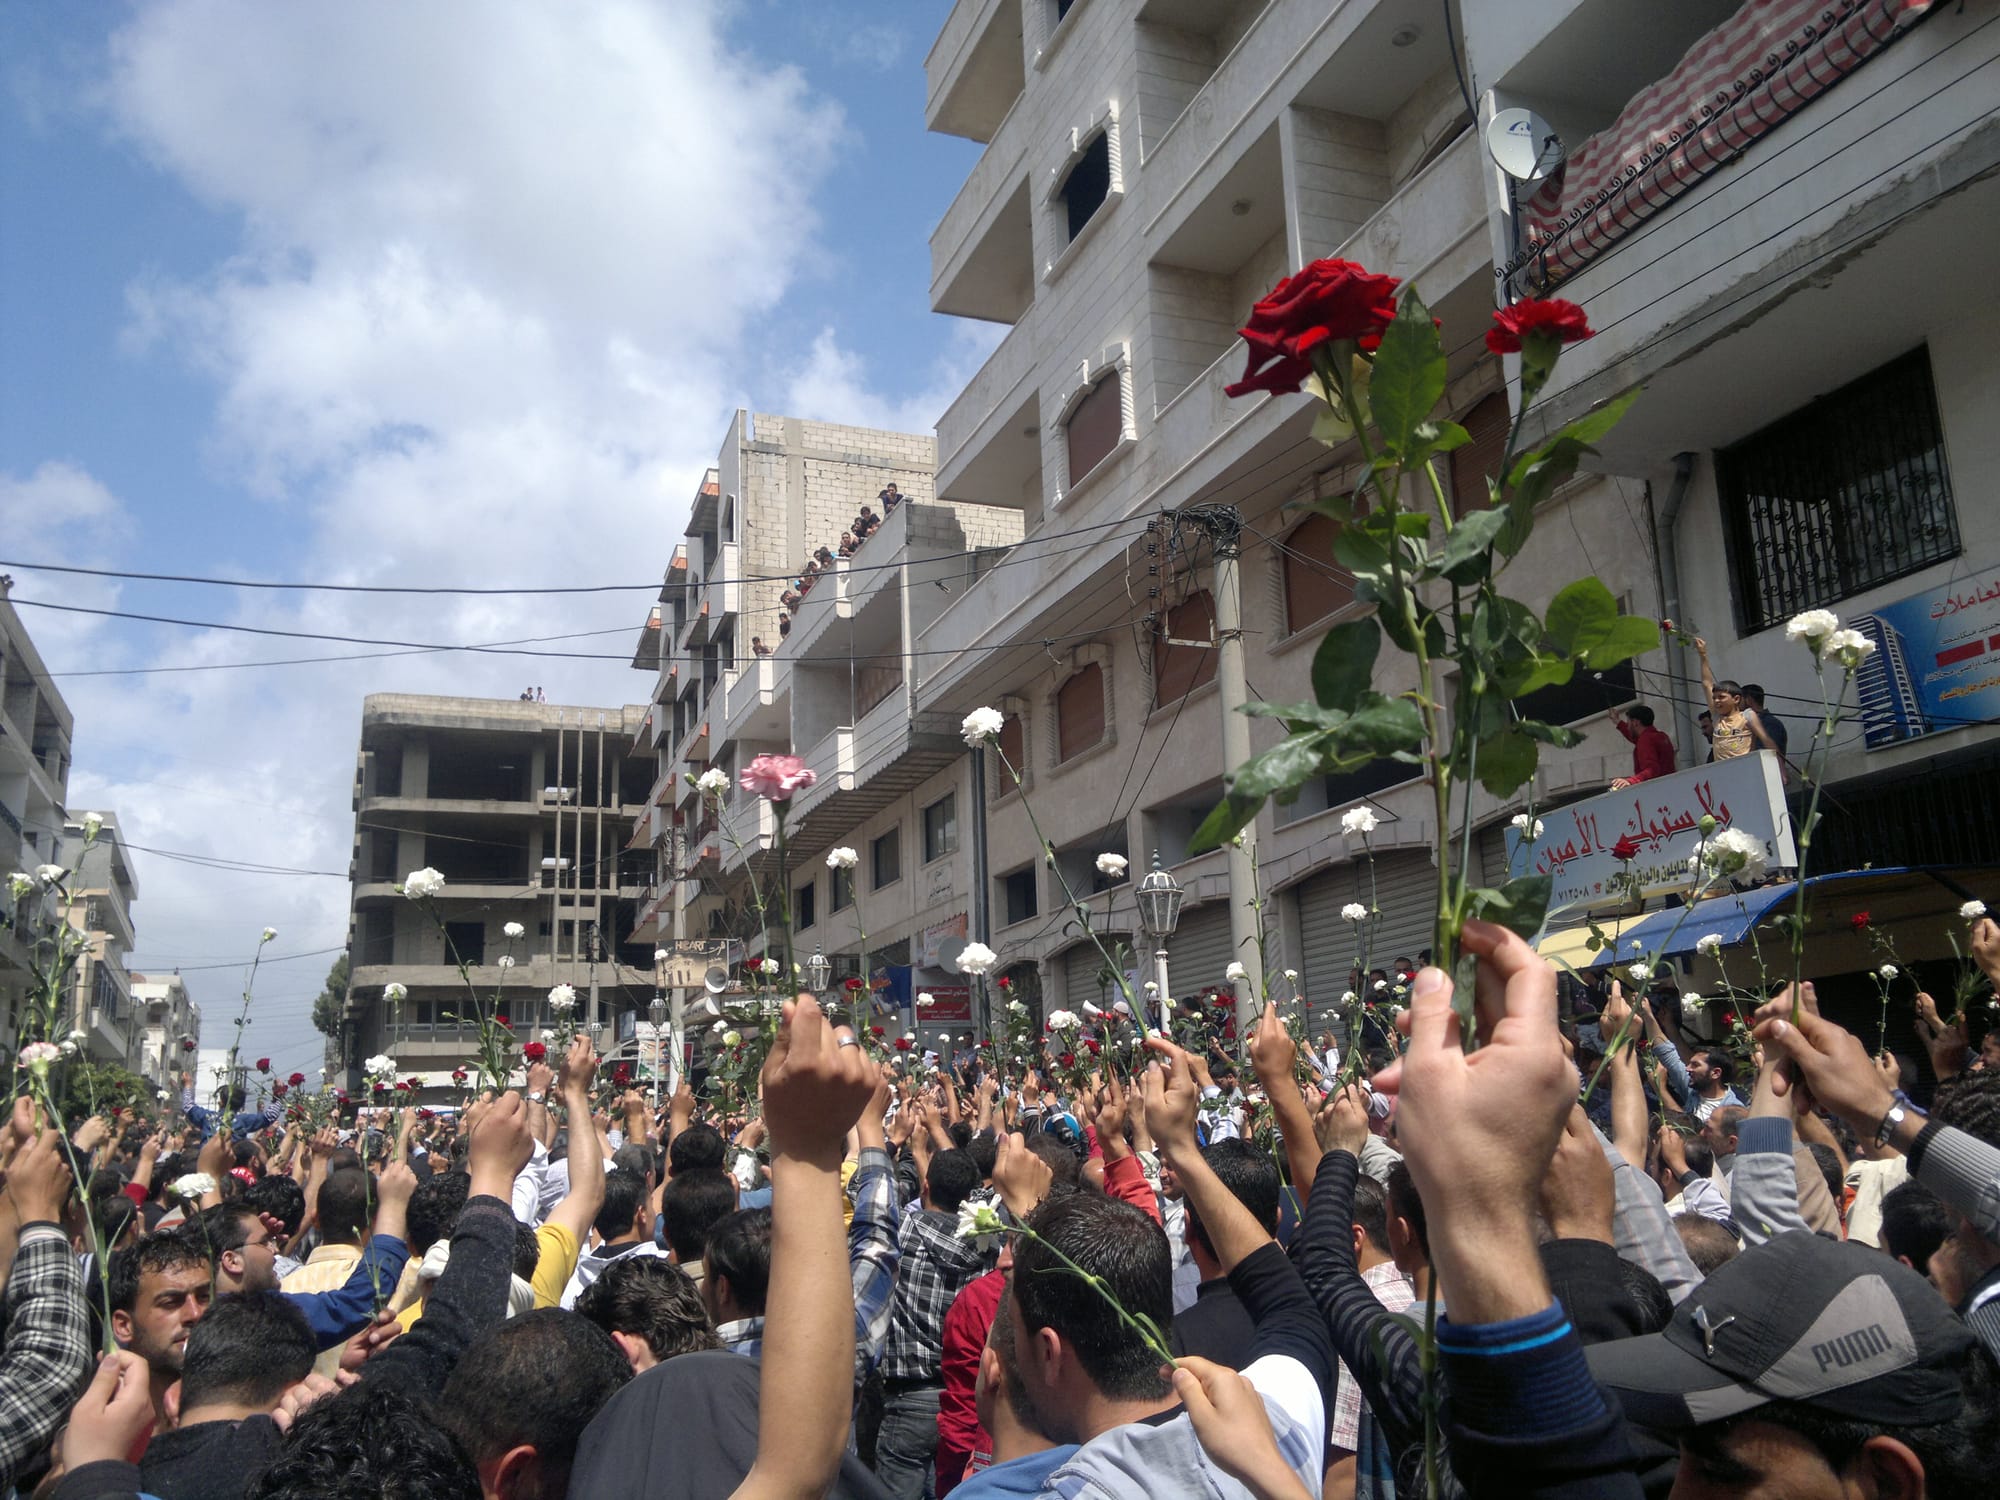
[1066, 372, 1122, 485]
[1057, 664, 1105, 761]
[1449, 393, 1510, 514]
[997, 712, 1025, 774]
[1282, 514, 1356, 634]
[1153, 590, 1217, 706]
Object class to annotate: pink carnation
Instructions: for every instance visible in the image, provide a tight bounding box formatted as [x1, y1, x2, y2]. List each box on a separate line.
[739, 753, 817, 802]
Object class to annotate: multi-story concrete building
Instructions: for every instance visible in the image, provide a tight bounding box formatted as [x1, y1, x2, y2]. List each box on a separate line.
[0, 582, 74, 1049]
[131, 972, 200, 1091]
[66, 811, 140, 1069]
[340, 694, 656, 1091]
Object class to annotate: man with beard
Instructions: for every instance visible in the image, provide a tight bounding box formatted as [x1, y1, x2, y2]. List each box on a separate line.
[108, 1232, 215, 1440]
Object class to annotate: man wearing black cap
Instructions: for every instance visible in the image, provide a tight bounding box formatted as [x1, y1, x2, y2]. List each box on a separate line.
[1587, 1230, 1999, 1496]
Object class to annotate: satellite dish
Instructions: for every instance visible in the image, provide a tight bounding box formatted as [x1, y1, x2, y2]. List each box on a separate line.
[937, 936, 969, 975]
[702, 966, 730, 995]
[1486, 108, 1564, 184]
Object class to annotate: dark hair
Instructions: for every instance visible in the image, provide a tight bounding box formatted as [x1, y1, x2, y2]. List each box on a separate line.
[1714, 678, 1743, 700]
[1672, 1213, 1740, 1277]
[181, 1292, 316, 1410]
[1385, 1161, 1428, 1257]
[574, 1257, 719, 1362]
[1740, 683, 1766, 706]
[946, 1121, 974, 1152]
[1626, 704, 1656, 727]
[1695, 1048, 1735, 1085]
[1022, 1132, 1084, 1187]
[408, 1171, 472, 1256]
[512, 1220, 543, 1282]
[594, 1169, 651, 1243]
[1184, 1139, 1280, 1258]
[1013, 1191, 1171, 1401]
[439, 1310, 630, 1498]
[1684, 1338, 2000, 1493]
[703, 1208, 773, 1316]
[967, 1132, 999, 1180]
[1679, 1138, 1716, 1180]
[925, 1149, 979, 1214]
[1932, 1071, 2000, 1150]
[108, 1231, 211, 1316]
[195, 1202, 259, 1257]
[1352, 1174, 1392, 1255]
[242, 1174, 306, 1237]
[251, 1380, 478, 1500]
[668, 1124, 726, 1175]
[612, 1142, 655, 1181]
[94, 1193, 138, 1249]
[316, 1168, 372, 1243]
[1879, 1180, 1951, 1275]
[660, 1170, 735, 1261]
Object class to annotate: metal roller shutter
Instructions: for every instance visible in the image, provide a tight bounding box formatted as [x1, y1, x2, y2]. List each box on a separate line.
[1060, 933, 1132, 1011]
[1164, 900, 1238, 997]
[1294, 849, 1439, 1034]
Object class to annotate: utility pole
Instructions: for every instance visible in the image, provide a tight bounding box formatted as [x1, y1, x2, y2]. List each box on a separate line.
[1182, 504, 1259, 1036]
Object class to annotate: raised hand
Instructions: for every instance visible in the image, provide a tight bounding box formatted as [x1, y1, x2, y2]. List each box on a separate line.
[760, 996, 878, 1167]
[992, 1130, 1053, 1219]
[1313, 1083, 1371, 1157]
[1139, 1037, 1201, 1160]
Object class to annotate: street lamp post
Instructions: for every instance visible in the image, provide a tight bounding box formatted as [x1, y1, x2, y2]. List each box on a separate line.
[648, 992, 667, 1106]
[1133, 853, 1185, 1035]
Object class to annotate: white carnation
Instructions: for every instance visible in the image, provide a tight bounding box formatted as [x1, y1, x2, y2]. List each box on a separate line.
[1338, 806, 1377, 836]
[1094, 853, 1128, 879]
[1341, 902, 1368, 922]
[960, 706, 1005, 747]
[1962, 901, 1987, 921]
[1510, 813, 1545, 838]
[957, 942, 996, 976]
[401, 867, 446, 899]
[1224, 961, 1248, 983]
[1695, 934, 1724, 958]
[261, 927, 277, 943]
[17, 1042, 59, 1070]
[1691, 827, 1768, 883]
[170, 1173, 217, 1201]
[363, 1054, 395, 1076]
[547, 984, 577, 1014]
[696, 768, 730, 796]
[1628, 962, 1654, 985]
[82, 812, 104, 839]
[35, 864, 64, 885]
[916, 993, 936, 1009]
[503, 921, 526, 939]
[1044, 1010, 1081, 1032]
[1878, 964, 1899, 981]
[1341, 990, 1359, 1005]
[497, 955, 515, 970]
[654, 947, 671, 963]
[1681, 992, 1707, 1012]
[721, 1030, 741, 1048]
[826, 847, 859, 870]
[1819, 628, 1875, 669]
[1784, 609, 1840, 649]
[6, 872, 33, 901]
[384, 983, 408, 1002]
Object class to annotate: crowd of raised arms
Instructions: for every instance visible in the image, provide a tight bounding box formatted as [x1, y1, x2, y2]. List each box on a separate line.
[2, 917, 1999, 1500]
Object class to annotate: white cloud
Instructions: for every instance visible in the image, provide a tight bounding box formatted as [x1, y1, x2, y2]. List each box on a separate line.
[37, 0, 913, 1071]
[782, 319, 1005, 436]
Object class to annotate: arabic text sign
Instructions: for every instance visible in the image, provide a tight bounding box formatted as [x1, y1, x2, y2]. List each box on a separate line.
[1854, 564, 2000, 749]
[1503, 752, 1796, 914]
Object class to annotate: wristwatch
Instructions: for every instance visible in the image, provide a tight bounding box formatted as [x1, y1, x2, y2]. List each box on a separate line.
[526, 1091, 546, 1103]
[1873, 1101, 1907, 1147]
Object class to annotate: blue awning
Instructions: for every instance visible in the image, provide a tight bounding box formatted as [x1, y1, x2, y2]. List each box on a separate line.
[1544, 866, 1987, 969]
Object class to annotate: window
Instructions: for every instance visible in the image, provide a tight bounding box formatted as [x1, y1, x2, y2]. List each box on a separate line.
[1282, 514, 1357, 634]
[1719, 348, 1957, 631]
[795, 879, 817, 931]
[923, 794, 958, 863]
[872, 829, 901, 890]
[1059, 130, 1110, 242]
[443, 922, 486, 968]
[1152, 591, 1217, 707]
[1448, 393, 1508, 515]
[1065, 371, 1122, 485]
[997, 713, 1025, 777]
[1056, 664, 1106, 761]
[1002, 867, 1039, 926]
[1514, 659, 1636, 730]
[831, 865, 854, 912]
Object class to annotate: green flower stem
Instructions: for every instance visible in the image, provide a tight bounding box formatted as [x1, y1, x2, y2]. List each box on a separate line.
[1420, 1276, 1442, 1500]
[1012, 1225, 1178, 1373]
[32, 1080, 117, 1354]
[1785, 662, 1853, 1019]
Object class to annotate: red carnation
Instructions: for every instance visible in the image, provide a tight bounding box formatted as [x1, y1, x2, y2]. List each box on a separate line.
[1850, 911, 1872, 931]
[1083, 1038, 1101, 1055]
[1059, 1052, 1076, 1068]
[372, 1082, 388, 1095]
[255, 1057, 270, 1072]
[181, 1038, 195, 1052]
[844, 977, 863, 993]
[288, 1071, 306, 1086]
[1225, 258, 1402, 398]
[418, 1108, 435, 1121]
[870, 1025, 885, 1036]
[394, 1081, 411, 1092]
[495, 1016, 511, 1029]
[451, 1068, 468, 1082]
[1610, 834, 1641, 862]
[895, 1037, 912, 1052]
[522, 1041, 547, 1062]
[1485, 298, 1592, 356]
[997, 976, 1012, 989]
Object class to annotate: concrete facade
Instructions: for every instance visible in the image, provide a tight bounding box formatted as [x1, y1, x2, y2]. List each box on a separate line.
[0, 583, 74, 1052]
[131, 973, 200, 1091]
[341, 693, 655, 1090]
[65, 812, 140, 1070]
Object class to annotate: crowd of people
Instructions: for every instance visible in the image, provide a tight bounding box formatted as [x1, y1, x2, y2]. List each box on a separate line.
[767, 483, 906, 646]
[2, 915, 1998, 1500]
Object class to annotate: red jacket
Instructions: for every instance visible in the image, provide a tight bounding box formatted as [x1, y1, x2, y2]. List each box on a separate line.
[1617, 718, 1677, 783]
[936, 1268, 1006, 1494]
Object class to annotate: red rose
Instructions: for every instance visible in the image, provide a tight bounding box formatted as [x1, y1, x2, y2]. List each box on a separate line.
[451, 1069, 468, 1082]
[181, 1038, 195, 1052]
[870, 1025, 885, 1036]
[1485, 298, 1592, 356]
[611, 1063, 633, 1087]
[418, 1109, 435, 1121]
[997, 977, 1012, 989]
[1850, 911, 1872, 931]
[1225, 259, 1402, 398]
[394, 1081, 411, 1092]
[1083, 1038, 1101, 1055]
[522, 1041, 547, 1062]
[372, 1083, 388, 1095]
[495, 1016, 511, 1029]
[844, 977, 863, 993]
[895, 1037, 912, 1052]
[1059, 1052, 1076, 1067]
[1610, 834, 1641, 862]
[288, 1072, 306, 1086]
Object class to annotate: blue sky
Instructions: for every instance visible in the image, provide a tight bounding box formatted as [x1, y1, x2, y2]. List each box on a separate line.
[0, 0, 991, 1078]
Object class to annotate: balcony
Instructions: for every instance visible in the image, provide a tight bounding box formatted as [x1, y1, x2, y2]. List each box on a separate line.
[930, 103, 1034, 324]
[778, 700, 964, 866]
[936, 306, 1041, 502]
[699, 541, 741, 624]
[723, 655, 790, 747]
[925, 0, 1024, 143]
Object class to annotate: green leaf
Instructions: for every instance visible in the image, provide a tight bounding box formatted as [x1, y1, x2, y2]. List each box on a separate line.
[1432, 507, 1511, 585]
[1514, 718, 1584, 749]
[1466, 876, 1554, 941]
[1311, 617, 1381, 714]
[1476, 728, 1539, 797]
[1369, 288, 1447, 462]
[1331, 694, 1426, 760]
[1552, 386, 1642, 449]
[1331, 523, 1390, 576]
[1188, 733, 1330, 854]
[1580, 614, 1660, 670]
[1412, 419, 1471, 461]
[1546, 577, 1621, 658]
[1241, 700, 1349, 728]
[1468, 594, 1541, 655]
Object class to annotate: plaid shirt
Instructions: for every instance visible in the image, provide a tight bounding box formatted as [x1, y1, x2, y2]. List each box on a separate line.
[849, 1147, 901, 1380]
[0, 1226, 92, 1491]
[1330, 1260, 1415, 1450]
[882, 1207, 993, 1382]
